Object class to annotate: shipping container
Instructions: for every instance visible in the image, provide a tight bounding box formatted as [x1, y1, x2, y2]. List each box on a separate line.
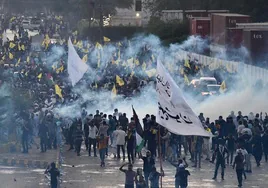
[226, 28, 243, 48]
[190, 17, 211, 37]
[207, 10, 229, 17]
[211, 13, 251, 45]
[243, 29, 268, 63]
[184, 10, 207, 20]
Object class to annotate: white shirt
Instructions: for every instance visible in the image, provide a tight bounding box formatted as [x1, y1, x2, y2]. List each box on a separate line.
[237, 125, 245, 134]
[88, 126, 98, 139]
[241, 128, 252, 136]
[113, 129, 126, 145]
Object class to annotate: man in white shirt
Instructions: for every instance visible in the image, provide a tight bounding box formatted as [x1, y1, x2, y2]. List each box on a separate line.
[113, 126, 126, 160]
[88, 122, 98, 157]
[237, 121, 245, 135]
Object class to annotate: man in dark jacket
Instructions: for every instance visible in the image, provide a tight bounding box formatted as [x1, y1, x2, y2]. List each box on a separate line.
[142, 114, 150, 147]
[74, 122, 83, 156]
[119, 113, 129, 131]
[39, 122, 49, 153]
[212, 141, 228, 180]
[139, 150, 155, 187]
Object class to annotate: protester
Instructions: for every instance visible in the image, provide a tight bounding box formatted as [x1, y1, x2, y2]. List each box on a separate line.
[233, 149, 245, 188]
[97, 133, 109, 167]
[119, 163, 137, 188]
[45, 162, 60, 188]
[212, 140, 228, 180]
[139, 151, 155, 187]
[114, 126, 126, 160]
[149, 167, 164, 188]
[88, 119, 98, 157]
[176, 164, 190, 188]
[74, 124, 83, 156]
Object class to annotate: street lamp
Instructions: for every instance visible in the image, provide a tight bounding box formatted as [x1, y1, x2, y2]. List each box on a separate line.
[136, 12, 140, 17]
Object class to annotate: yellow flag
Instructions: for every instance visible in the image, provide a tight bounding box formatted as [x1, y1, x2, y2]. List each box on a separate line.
[56, 65, 64, 74]
[112, 84, 117, 98]
[9, 42, 16, 49]
[145, 69, 157, 78]
[73, 30, 78, 36]
[15, 58, 21, 67]
[184, 59, 191, 69]
[76, 40, 83, 49]
[37, 73, 42, 80]
[21, 44, 25, 51]
[116, 75, 125, 86]
[220, 81, 227, 93]
[127, 58, 134, 67]
[96, 42, 103, 49]
[151, 54, 155, 62]
[18, 44, 21, 51]
[130, 70, 135, 78]
[55, 84, 63, 99]
[142, 62, 146, 70]
[82, 54, 88, 63]
[184, 75, 190, 85]
[2, 55, 5, 60]
[26, 56, 30, 63]
[9, 52, 14, 59]
[135, 59, 140, 66]
[103, 36, 111, 42]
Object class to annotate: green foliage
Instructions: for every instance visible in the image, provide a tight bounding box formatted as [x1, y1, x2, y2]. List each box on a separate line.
[146, 17, 189, 45]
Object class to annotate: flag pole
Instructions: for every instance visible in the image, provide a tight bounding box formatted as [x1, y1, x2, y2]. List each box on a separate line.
[158, 125, 163, 188]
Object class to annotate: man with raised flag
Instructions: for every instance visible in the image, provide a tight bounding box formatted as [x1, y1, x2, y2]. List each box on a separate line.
[132, 106, 145, 154]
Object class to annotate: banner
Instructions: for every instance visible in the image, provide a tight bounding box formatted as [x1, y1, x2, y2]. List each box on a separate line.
[67, 38, 89, 86]
[156, 59, 210, 137]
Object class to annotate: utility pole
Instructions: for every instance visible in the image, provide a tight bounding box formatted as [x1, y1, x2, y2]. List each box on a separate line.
[98, 0, 104, 44]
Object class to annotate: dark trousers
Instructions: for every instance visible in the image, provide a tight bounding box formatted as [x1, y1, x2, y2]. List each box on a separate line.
[22, 133, 28, 153]
[85, 137, 89, 150]
[117, 145, 125, 159]
[254, 153, 262, 166]
[264, 151, 268, 162]
[236, 169, 243, 186]
[75, 140, 82, 155]
[213, 160, 225, 178]
[48, 133, 56, 149]
[51, 183, 57, 188]
[227, 150, 234, 164]
[88, 138, 97, 156]
[40, 137, 47, 152]
[127, 146, 134, 163]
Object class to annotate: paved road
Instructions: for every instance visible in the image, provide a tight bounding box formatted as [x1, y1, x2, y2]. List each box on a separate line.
[1, 145, 268, 188]
[0, 165, 49, 188]
[60, 146, 268, 188]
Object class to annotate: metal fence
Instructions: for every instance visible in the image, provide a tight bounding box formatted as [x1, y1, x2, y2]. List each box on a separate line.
[177, 50, 268, 84]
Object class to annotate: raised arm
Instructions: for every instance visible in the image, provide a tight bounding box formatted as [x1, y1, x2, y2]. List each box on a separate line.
[119, 163, 127, 172]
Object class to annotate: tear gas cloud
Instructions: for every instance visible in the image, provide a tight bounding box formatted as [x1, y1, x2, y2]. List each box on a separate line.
[51, 35, 268, 121]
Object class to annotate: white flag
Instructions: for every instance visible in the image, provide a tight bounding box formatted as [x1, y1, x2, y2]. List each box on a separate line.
[67, 38, 89, 86]
[2, 31, 7, 46]
[156, 59, 210, 137]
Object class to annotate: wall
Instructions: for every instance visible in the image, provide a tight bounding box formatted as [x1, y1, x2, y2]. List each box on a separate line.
[177, 50, 268, 84]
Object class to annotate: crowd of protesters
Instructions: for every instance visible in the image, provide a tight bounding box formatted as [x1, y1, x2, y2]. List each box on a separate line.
[1, 14, 268, 188]
[58, 108, 267, 188]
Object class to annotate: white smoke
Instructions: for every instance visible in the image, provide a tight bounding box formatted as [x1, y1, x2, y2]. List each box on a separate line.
[53, 34, 268, 122]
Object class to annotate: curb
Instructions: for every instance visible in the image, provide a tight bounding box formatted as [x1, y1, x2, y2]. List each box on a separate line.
[0, 158, 49, 169]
